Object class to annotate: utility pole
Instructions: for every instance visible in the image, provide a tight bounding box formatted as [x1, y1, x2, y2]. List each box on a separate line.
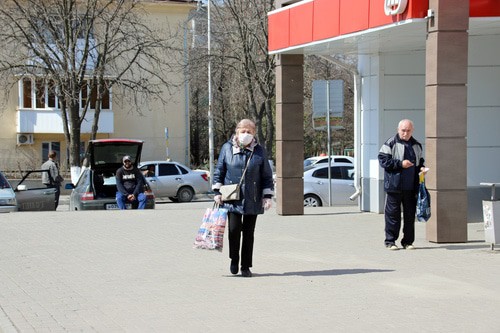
[207, 0, 214, 186]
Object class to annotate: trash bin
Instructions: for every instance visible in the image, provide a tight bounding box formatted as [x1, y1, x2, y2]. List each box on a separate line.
[480, 182, 500, 250]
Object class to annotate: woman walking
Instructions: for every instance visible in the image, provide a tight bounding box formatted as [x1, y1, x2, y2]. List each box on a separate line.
[212, 119, 274, 277]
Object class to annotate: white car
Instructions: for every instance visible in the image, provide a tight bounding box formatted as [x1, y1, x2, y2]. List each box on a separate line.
[139, 161, 210, 202]
[0, 171, 17, 213]
[303, 163, 356, 207]
[303, 155, 354, 168]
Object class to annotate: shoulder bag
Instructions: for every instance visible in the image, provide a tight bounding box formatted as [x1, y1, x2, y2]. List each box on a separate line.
[219, 150, 254, 201]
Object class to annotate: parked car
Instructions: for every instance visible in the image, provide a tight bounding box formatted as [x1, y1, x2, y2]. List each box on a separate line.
[138, 161, 209, 202]
[1, 169, 58, 212]
[303, 163, 356, 207]
[0, 171, 17, 213]
[303, 155, 354, 168]
[66, 139, 155, 210]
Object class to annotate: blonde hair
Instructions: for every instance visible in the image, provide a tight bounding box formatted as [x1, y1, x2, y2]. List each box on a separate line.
[236, 119, 256, 134]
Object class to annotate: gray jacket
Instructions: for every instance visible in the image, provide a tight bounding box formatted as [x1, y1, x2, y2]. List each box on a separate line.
[41, 159, 60, 186]
[213, 139, 274, 215]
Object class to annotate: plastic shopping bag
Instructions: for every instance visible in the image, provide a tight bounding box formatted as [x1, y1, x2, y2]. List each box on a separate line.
[416, 173, 431, 222]
[193, 204, 228, 251]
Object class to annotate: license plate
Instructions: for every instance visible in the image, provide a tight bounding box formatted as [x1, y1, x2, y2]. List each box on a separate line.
[106, 203, 131, 210]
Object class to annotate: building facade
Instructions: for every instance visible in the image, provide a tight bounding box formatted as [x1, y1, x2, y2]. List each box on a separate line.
[0, 0, 195, 176]
[269, 0, 500, 242]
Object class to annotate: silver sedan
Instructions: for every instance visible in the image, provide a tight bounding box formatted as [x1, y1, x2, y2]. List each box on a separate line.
[303, 163, 356, 207]
[139, 161, 210, 202]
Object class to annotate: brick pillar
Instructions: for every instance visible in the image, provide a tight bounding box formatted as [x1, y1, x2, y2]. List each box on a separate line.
[275, 54, 304, 215]
[425, 0, 469, 242]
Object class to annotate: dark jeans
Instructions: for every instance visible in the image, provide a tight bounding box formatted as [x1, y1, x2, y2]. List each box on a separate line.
[228, 212, 257, 269]
[384, 190, 417, 247]
[46, 184, 60, 210]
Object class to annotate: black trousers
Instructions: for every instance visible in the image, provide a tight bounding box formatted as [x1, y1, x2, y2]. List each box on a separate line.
[384, 190, 417, 247]
[46, 184, 60, 210]
[228, 212, 257, 269]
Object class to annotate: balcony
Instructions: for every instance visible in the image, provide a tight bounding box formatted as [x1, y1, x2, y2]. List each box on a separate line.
[16, 108, 114, 134]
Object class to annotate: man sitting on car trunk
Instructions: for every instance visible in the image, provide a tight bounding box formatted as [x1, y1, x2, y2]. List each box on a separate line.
[115, 155, 147, 209]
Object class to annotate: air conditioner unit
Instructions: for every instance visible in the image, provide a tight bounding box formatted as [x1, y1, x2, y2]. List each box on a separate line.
[17, 133, 34, 145]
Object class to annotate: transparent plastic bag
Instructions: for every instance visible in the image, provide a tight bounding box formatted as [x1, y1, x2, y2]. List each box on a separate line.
[193, 204, 228, 251]
[416, 173, 431, 222]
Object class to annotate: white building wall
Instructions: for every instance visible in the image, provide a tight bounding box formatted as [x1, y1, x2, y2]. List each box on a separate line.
[467, 34, 500, 220]
[359, 51, 426, 214]
[358, 34, 500, 221]
[467, 34, 500, 184]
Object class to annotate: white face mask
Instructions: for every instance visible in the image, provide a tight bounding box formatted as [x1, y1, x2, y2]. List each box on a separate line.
[238, 133, 254, 146]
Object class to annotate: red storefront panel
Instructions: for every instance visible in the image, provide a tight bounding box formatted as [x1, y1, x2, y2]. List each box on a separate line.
[470, 0, 500, 17]
[369, 0, 428, 28]
[268, 0, 500, 52]
[339, 0, 369, 35]
[313, 0, 340, 41]
[268, 10, 290, 51]
[289, 1, 314, 46]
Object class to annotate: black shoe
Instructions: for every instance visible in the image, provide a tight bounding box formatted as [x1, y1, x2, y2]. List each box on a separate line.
[230, 264, 238, 275]
[241, 268, 252, 277]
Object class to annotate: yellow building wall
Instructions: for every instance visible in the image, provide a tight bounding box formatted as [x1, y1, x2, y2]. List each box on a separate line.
[0, 1, 195, 172]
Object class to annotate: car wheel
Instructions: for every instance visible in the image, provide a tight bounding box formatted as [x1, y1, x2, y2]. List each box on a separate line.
[177, 187, 194, 202]
[304, 194, 322, 207]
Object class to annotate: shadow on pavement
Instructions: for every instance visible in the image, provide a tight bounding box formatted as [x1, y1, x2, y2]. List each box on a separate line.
[248, 268, 394, 278]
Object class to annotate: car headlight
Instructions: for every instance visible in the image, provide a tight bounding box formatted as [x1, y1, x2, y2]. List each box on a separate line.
[0, 198, 17, 205]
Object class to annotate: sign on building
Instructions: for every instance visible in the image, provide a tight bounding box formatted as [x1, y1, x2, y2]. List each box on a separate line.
[312, 80, 344, 131]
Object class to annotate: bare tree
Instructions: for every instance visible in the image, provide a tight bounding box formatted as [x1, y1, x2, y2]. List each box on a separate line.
[186, 2, 355, 167]
[303, 55, 355, 158]
[0, 0, 180, 171]
[187, 0, 275, 167]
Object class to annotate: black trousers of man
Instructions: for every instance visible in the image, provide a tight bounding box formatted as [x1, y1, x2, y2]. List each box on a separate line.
[228, 212, 257, 269]
[45, 184, 61, 210]
[384, 190, 417, 247]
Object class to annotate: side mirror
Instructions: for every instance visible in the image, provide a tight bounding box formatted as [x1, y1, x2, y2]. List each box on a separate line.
[65, 183, 75, 190]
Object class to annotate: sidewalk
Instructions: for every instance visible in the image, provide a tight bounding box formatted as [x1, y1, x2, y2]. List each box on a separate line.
[0, 202, 499, 332]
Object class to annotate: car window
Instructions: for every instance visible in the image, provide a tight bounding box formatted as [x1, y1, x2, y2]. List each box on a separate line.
[304, 159, 315, 168]
[140, 164, 156, 177]
[177, 165, 189, 175]
[159, 163, 179, 176]
[312, 167, 328, 179]
[0, 173, 11, 189]
[312, 166, 352, 180]
[344, 166, 355, 179]
[335, 158, 352, 164]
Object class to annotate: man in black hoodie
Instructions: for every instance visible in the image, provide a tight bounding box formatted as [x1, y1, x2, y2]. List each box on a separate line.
[115, 155, 146, 209]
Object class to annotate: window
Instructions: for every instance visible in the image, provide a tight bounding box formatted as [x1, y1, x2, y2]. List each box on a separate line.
[177, 165, 189, 175]
[21, 77, 110, 110]
[313, 166, 354, 180]
[42, 142, 61, 164]
[23, 78, 32, 108]
[158, 163, 179, 176]
[81, 81, 110, 110]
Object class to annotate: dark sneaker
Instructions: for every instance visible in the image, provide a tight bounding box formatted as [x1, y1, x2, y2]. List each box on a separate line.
[241, 268, 252, 277]
[230, 264, 239, 275]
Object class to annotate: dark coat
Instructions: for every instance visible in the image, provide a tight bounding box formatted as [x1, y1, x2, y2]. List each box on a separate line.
[213, 139, 274, 215]
[378, 134, 424, 193]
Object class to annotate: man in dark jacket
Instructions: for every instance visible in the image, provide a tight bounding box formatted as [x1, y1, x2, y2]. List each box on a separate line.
[115, 155, 146, 209]
[378, 119, 425, 250]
